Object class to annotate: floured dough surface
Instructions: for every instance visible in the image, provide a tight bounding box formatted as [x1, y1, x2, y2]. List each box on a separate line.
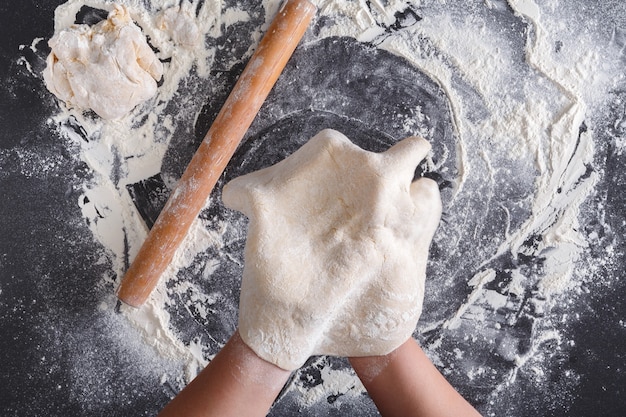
[222, 129, 442, 370]
[43, 4, 163, 120]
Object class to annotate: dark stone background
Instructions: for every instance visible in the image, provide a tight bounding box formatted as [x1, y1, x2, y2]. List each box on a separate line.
[1, 1, 624, 416]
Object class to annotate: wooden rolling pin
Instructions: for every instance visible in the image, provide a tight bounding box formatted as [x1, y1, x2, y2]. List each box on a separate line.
[117, 0, 317, 307]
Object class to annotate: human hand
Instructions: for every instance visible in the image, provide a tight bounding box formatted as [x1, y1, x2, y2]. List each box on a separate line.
[349, 339, 482, 417]
[158, 331, 291, 417]
[222, 129, 442, 370]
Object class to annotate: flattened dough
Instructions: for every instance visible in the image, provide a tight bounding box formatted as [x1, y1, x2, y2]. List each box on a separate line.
[43, 5, 163, 120]
[223, 129, 442, 370]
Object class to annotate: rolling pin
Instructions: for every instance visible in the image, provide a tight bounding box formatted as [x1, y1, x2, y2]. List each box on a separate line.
[117, 0, 317, 307]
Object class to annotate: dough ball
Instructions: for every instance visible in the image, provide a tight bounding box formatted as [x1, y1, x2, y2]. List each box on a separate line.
[43, 4, 163, 120]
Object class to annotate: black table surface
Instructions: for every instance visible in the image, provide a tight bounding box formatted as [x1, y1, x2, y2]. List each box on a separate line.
[1, 1, 625, 416]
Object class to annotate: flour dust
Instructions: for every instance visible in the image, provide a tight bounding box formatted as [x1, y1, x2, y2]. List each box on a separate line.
[20, 0, 626, 414]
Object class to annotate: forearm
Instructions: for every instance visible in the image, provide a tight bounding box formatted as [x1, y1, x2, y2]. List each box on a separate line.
[158, 330, 291, 417]
[349, 338, 481, 417]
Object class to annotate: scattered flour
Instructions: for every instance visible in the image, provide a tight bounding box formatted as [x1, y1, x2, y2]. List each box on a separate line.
[43, 0, 227, 387]
[33, 0, 626, 412]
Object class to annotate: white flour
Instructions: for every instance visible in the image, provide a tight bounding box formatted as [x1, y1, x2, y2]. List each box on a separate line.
[44, 0, 232, 386]
[34, 0, 625, 413]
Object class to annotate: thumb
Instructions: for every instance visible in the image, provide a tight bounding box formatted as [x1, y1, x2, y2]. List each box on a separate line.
[410, 177, 442, 238]
[381, 136, 431, 183]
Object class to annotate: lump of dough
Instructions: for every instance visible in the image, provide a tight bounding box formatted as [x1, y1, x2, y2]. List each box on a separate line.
[223, 129, 442, 370]
[156, 6, 200, 47]
[43, 4, 163, 120]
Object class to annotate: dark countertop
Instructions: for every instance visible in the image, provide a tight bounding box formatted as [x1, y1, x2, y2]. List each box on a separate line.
[1, 1, 625, 416]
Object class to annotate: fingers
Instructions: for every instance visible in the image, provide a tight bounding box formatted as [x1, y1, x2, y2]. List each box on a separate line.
[382, 136, 431, 182]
